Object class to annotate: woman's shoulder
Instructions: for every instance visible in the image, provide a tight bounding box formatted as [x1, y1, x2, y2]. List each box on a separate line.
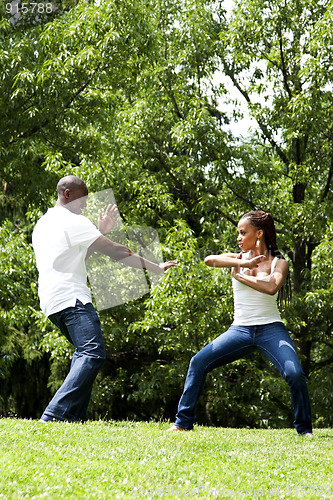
[274, 256, 289, 273]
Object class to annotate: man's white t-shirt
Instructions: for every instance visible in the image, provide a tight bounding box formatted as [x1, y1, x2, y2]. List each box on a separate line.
[32, 206, 101, 317]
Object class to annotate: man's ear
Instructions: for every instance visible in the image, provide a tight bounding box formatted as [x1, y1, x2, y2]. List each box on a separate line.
[63, 188, 71, 200]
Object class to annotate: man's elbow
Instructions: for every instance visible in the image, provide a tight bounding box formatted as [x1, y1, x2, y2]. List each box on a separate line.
[90, 237, 132, 261]
[115, 247, 133, 262]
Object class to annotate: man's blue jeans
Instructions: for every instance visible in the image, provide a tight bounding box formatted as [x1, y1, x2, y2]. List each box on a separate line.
[174, 322, 312, 434]
[41, 300, 106, 422]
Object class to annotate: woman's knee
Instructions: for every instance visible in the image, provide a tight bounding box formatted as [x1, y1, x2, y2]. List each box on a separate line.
[188, 349, 212, 374]
[285, 364, 306, 386]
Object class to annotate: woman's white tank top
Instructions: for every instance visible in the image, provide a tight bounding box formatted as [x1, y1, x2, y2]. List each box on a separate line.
[232, 257, 283, 326]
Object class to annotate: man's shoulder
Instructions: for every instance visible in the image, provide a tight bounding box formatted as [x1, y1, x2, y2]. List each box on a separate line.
[36, 207, 91, 225]
[33, 207, 99, 241]
[36, 206, 64, 221]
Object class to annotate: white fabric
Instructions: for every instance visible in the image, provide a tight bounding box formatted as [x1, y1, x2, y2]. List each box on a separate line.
[32, 206, 101, 317]
[232, 257, 283, 326]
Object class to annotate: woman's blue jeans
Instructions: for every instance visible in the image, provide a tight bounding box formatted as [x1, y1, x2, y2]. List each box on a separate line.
[41, 300, 106, 422]
[174, 322, 312, 434]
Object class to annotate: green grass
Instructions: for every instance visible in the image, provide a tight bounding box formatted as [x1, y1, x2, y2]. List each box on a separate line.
[0, 420, 332, 499]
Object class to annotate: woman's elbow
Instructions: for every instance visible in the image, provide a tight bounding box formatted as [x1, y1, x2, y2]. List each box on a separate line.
[204, 256, 215, 267]
[268, 284, 281, 295]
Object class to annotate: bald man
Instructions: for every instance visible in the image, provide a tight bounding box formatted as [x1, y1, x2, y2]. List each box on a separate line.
[32, 176, 176, 422]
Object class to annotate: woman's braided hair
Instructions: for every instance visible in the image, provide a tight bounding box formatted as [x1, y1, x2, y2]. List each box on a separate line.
[240, 210, 291, 308]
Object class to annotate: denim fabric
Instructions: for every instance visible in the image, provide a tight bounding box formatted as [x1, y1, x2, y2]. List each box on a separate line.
[41, 300, 106, 422]
[174, 322, 312, 434]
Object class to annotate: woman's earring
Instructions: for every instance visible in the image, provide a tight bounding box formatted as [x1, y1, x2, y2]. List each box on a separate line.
[256, 239, 260, 248]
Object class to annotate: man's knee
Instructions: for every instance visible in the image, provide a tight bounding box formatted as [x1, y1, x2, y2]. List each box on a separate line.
[94, 348, 107, 363]
[80, 335, 106, 360]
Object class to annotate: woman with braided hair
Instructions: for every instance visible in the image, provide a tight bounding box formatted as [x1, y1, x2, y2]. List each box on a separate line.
[168, 210, 312, 436]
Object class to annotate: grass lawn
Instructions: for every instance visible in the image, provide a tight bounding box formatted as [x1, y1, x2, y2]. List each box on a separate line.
[0, 419, 332, 499]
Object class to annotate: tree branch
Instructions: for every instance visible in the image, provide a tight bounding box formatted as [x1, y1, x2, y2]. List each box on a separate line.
[224, 66, 290, 167]
[10, 64, 101, 144]
[277, 23, 292, 100]
[320, 154, 333, 202]
[311, 355, 333, 372]
[157, 75, 184, 120]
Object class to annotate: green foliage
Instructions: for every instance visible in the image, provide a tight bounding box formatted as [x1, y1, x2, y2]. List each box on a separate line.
[0, 0, 332, 427]
[0, 222, 39, 370]
[0, 222, 52, 416]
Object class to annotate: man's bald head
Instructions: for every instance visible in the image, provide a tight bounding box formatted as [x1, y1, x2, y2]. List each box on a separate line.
[56, 176, 88, 214]
[57, 176, 88, 197]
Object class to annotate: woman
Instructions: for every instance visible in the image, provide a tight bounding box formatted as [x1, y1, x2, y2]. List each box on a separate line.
[168, 211, 312, 436]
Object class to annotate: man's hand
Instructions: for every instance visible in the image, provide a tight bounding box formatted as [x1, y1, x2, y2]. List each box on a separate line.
[98, 204, 119, 235]
[158, 261, 178, 273]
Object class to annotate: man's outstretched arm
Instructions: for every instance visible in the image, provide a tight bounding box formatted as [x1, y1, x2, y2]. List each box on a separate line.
[88, 235, 177, 274]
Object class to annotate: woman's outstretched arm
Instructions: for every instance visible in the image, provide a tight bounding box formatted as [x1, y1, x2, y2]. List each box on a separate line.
[204, 253, 265, 269]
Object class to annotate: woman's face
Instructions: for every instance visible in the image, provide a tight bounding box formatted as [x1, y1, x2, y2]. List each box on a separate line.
[237, 218, 260, 252]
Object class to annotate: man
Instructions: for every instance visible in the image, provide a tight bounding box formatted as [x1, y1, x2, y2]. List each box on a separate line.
[32, 175, 177, 422]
